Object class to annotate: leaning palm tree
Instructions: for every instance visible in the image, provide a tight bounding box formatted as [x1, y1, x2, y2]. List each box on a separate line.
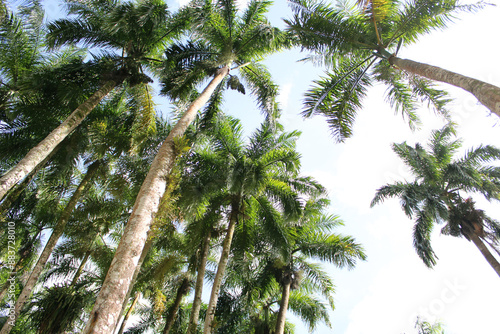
[83, 1, 289, 332]
[371, 124, 500, 276]
[286, 0, 499, 141]
[0, 0, 187, 201]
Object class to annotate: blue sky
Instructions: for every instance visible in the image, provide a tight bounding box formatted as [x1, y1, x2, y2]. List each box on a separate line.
[41, 0, 500, 333]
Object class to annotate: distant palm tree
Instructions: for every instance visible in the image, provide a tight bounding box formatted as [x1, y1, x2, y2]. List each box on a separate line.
[179, 115, 321, 333]
[371, 124, 500, 276]
[286, 0, 499, 141]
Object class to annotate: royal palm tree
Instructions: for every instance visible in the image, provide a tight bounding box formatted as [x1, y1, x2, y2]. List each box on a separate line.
[271, 198, 365, 334]
[371, 124, 500, 276]
[286, 0, 499, 141]
[177, 115, 324, 334]
[0, 0, 187, 201]
[83, 1, 289, 332]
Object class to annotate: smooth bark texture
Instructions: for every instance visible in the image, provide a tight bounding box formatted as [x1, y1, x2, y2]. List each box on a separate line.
[274, 277, 292, 334]
[0, 160, 100, 334]
[470, 233, 500, 278]
[389, 56, 500, 118]
[162, 278, 191, 334]
[82, 66, 230, 334]
[0, 80, 117, 202]
[203, 207, 237, 334]
[187, 232, 211, 334]
[116, 293, 140, 334]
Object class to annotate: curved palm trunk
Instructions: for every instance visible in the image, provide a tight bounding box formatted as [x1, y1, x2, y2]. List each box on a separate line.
[163, 277, 191, 334]
[187, 232, 211, 334]
[82, 65, 230, 334]
[470, 232, 500, 278]
[0, 160, 100, 334]
[116, 292, 140, 334]
[274, 275, 292, 334]
[389, 56, 500, 118]
[203, 208, 238, 334]
[0, 80, 118, 202]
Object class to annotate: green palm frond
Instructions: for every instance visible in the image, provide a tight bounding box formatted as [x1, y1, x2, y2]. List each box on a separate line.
[288, 289, 331, 330]
[238, 62, 279, 118]
[413, 211, 438, 267]
[303, 57, 373, 142]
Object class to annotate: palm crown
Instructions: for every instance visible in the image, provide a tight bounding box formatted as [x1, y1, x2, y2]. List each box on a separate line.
[371, 124, 500, 273]
[286, 0, 490, 141]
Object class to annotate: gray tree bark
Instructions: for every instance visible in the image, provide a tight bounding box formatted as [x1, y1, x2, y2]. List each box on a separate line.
[162, 277, 191, 334]
[274, 276, 292, 334]
[203, 207, 238, 334]
[187, 232, 211, 334]
[0, 160, 100, 334]
[0, 80, 117, 202]
[470, 232, 500, 278]
[82, 65, 230, 334]
[389, 56, 500, 118]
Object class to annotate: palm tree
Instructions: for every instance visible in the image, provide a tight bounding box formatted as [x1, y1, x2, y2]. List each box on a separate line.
[271, 198, 365, 334]
[286, 0, 499, 141]
[0, 0, 186, 201]
[371, 124, 500, 276]
[178, 115, 325, 334]
[83, 1, 289, 332]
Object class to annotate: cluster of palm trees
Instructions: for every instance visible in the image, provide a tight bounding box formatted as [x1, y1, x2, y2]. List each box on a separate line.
[1, 0, 499, 333]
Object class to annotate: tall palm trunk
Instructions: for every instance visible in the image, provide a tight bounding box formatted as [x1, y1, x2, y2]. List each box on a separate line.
[389, 56, 500, 118]
[274, 274, 293, 334]
[162, 277, 191, 334]
[187, 232, 211, 334]
[203, 206, 238, 334]
[114, 235, 154, 334]
[469, 232, 500, 277]
[0, 160, 100, 334]
[116, 293, 141, 334]
[82, 65, 231, 334]
[0, 80, 118, 202]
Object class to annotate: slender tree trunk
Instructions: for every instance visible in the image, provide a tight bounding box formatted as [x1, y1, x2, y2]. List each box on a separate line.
[470, 232, 500, 277]
[274, 276, 292, 334]
[70, 249, 92, 287]
[163, 278, 191, 334]
[114, 235, 154, 334]
[389, 56, 500, 118]
[203, 207, 238, 334]
[187, 232, 211, 334]
[82, 65, 230, 334]
[116, 293, 140, 334]
[0, 80, 118, 202]
[0, 160, 100, 334]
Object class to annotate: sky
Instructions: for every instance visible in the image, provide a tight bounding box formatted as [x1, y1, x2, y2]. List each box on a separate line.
[40, 0, 500, 333]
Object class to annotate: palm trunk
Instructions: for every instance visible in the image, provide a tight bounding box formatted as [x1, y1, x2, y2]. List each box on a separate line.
[0, 160, 100, 334]
[274, 276, 292, 334]
[389, 56, 500, 118]
[82, 65, 230, 334]
[114, 235, 154, 334]
[470, 232, 500, 277]
[163, 278, 191, 334]
[70, 249, 92, 287]
[115, 292, 140, 334]
[203, 207, 238, 334]
[0, 80, 118, 202]
[187, 232, 211, 334]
